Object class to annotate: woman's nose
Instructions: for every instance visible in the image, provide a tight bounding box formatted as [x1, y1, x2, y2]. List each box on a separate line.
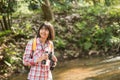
[42, 29, 46, 32]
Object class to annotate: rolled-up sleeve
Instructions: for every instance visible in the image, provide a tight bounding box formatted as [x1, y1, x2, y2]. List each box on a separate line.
[49, 41, 54, 55]
[23, 40, 36, 66]
[52, 42, 55, 55]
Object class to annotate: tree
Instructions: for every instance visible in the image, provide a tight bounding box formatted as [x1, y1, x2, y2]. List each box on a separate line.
[105, 0, 111, 6]
[40, 0, 54, 21]
[0, 0, 17, 31]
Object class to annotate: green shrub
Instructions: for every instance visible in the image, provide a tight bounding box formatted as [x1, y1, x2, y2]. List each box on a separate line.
[54, 37, 67, 49]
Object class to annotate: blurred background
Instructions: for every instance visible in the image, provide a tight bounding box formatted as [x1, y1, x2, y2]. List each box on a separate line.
[0, 0, 120, 80]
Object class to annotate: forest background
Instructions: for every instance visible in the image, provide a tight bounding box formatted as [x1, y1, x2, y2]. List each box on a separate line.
[0, 0, 120, 80]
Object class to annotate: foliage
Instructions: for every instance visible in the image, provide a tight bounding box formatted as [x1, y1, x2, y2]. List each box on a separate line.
[0, 0, 120, 78]
[11, 21, 33, 38]
[13, 0, 33, 16]
[110, 22, 120, 36]
[52, 1, 73, 13]
[107, 7, 120, 18]
[0, 0, 17, 31]
[0, 0, 17, 13]
[54, 37, 67, 49]
[73, 5, 120, 52]
[2, 42, 23, 74]
[0, 30, 12, 37]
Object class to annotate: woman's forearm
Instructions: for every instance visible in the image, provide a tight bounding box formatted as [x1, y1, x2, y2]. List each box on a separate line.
[52, 55, 57, 62]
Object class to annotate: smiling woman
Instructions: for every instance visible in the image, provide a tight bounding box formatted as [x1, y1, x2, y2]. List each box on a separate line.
[23, 21, 57, 80]
[37, 22, 55, 41]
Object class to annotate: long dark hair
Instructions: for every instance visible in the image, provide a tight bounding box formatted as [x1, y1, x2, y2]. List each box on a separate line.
[37, 22, 55, 40]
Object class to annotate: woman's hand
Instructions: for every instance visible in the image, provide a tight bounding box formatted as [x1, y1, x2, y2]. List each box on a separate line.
[44, 54, 48, 60]
[52, 55, 58, 62]
[36, 54, 48, 63]
[53, 62, 57, 67]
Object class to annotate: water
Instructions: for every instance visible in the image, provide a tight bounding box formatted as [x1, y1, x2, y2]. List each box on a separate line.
[9, 56, 120, 80]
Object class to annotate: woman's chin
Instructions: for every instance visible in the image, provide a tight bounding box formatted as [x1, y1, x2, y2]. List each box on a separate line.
[41, 37, 47, 39]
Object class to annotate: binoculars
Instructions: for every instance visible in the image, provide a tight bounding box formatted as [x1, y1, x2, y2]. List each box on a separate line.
[41, 51, 55, 70]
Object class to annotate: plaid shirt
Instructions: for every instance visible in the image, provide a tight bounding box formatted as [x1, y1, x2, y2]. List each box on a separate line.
[23, 38, 54, 80]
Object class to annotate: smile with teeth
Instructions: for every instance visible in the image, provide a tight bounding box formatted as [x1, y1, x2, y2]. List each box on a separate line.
[42, 33, 46, 36]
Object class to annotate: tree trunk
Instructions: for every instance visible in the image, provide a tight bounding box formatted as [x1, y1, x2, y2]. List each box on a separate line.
[92, 0, 95, 5]
[7, 13, 11, 29]
[7, 0, 11, 29]
[0, 20, 5, 31]
[2, 16, 9, 30]
[105, 0, 111, 6]
[92, 0, 100, 6]
[41, 0, 54, 21]
[0, 0, 12, 31]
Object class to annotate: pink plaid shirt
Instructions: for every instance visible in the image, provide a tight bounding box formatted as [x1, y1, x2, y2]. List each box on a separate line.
[23, 38, 54, 80]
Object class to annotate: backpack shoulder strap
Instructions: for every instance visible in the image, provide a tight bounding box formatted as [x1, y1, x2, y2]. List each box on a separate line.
[49, 40, 53, 52]
[32, 38, 37, 52]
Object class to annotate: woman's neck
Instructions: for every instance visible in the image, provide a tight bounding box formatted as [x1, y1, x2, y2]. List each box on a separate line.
[40, 38, 46, 44]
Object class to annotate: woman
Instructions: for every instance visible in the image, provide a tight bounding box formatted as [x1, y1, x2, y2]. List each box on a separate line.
[23, 22, 57, 80]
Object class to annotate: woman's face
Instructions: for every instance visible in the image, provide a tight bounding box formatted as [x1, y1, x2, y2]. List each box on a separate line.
[39, 26, 49, 40]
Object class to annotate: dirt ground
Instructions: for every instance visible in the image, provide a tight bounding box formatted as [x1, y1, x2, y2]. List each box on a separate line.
[53, 57, 120, 80]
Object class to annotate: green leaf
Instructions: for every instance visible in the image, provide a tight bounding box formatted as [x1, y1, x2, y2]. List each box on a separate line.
[0, 15, 2, 20]
[84, 42, 92, 50]
[4, 61, 11, 67]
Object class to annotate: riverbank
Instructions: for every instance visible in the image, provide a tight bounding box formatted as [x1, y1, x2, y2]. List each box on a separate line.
[9, 56, 120, 80]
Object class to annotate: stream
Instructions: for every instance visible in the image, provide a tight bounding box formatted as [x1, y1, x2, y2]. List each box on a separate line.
[9, 56, 120, 80]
